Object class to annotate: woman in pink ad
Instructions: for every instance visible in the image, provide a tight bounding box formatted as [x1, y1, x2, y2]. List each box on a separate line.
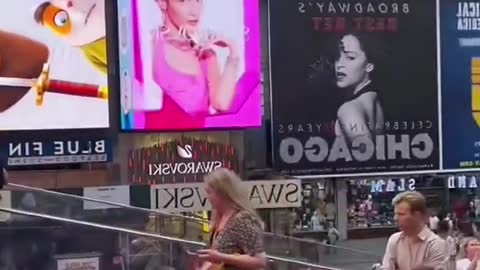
[120, 0, 261, 130]
[154, 0, 240, 111]
[147, 0, 240, 129]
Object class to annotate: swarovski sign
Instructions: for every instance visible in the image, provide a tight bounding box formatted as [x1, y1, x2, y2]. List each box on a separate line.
[150, 180, 302, 212]
[129, 138, 239, 184]
[149, 145, 223, 176]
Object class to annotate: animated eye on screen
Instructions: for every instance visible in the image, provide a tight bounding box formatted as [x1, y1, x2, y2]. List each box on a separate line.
[0, 0, 108, 113]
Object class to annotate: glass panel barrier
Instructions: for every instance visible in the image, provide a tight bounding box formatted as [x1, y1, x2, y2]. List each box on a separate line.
[268, 257, 342, 270]
[6, 183, 208, 243]
[0, 207, 203, 270]
[0, 206, 341, 270]
[263, 233, 381, 270]
[4, 184, 382, 269]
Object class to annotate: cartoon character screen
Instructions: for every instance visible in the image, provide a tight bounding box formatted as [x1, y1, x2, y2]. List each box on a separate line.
[118, 0, 262, 131]
[0, 0, 109, 130]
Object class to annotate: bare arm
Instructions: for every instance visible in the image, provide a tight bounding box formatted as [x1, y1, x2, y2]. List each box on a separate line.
[196, 252, 266, 270]
[337, 102, 371, 143]
[206, 48, 239, 112]
[196, 261, 212, 270]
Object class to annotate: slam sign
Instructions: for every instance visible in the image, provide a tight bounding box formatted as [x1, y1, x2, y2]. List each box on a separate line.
[150, 180, 302, 212]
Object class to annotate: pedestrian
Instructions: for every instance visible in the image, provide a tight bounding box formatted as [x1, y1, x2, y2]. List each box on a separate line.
[430, 211, 440, 234]
[0, 156, 7, 190]
[437, 220, 457, 270]
[382, 191, 449, 270]
[456, 237, 480, 270]
[192, 168, 266, 270]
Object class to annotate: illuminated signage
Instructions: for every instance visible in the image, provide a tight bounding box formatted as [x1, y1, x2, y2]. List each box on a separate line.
[4, 139, 111, 166]
[448, 175, 480, 189]
[0, 1, 109, 130]
[129, 137, 238, 184]
[368, 178, 416, 193]
[118, 0, 262, 131]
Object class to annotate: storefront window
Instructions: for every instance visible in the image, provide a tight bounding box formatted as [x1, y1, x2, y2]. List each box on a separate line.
[347, 176, 446, 229]
[447, 175, 480, 235]
[347, 180, 396, 229]
[292, 179, 337, 234]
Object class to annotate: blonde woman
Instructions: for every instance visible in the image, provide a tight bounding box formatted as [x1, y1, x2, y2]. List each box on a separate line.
[194, 168, 267, 270]
[457, 237, 480, 270]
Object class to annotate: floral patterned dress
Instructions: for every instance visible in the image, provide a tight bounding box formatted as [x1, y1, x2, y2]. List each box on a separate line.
[210, 211, 265, 270]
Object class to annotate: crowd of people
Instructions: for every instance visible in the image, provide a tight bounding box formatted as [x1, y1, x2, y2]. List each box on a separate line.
[379, 191, 480, 270]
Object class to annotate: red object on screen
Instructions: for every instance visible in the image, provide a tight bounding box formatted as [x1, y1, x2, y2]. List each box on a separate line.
[49, 80, 100, 98]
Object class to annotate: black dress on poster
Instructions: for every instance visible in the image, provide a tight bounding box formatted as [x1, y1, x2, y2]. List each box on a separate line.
[269, 0, 439, 175]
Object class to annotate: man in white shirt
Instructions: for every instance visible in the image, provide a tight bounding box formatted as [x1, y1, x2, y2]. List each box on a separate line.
[382, 191, 449, 270]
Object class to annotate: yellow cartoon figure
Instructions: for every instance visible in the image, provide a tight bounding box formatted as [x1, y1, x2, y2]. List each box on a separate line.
[33, 0, 107, 75]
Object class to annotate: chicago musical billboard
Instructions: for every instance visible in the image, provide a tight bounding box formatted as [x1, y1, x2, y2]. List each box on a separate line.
[270, 0, 439, 175]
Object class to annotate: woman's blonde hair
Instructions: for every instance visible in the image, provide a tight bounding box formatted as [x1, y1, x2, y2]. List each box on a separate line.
[204, 168, 263, 227]
[457, 237, 478, 259]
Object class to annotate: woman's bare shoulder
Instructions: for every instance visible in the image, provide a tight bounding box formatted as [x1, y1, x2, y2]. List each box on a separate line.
[337, 99, 364, 118]
[356, 91, 379, 104]
[337, 92, 381, 120]
[342, 92, 380, 113]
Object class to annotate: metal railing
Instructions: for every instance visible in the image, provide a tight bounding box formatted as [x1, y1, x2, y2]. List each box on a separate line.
[3, 183, 382, 269]
[0, 206, 341, 270]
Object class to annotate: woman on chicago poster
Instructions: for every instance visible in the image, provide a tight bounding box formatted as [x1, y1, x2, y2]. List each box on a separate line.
[333, 32, 385, 144]
[269, 0, 439, 175]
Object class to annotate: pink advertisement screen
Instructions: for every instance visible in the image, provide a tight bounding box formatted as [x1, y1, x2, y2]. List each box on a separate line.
[117, 0, 262, 131]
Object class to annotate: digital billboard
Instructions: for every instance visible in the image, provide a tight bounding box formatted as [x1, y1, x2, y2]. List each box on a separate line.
[0, 0, 109, 130]
[117, 0, 262, 131]
[440, 0, 480, 170]
[269, 0, 439, 175]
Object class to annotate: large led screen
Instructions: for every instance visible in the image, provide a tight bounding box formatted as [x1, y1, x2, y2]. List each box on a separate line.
[0, 0, 109, 130]
[118, 0, 262, 131]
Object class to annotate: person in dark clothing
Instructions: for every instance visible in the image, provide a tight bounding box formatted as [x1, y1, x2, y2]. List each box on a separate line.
[0, 157, 7, 189]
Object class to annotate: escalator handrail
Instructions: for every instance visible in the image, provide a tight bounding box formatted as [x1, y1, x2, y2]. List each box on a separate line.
[6, 183, 381, 260]
[0, 206, 342, 270]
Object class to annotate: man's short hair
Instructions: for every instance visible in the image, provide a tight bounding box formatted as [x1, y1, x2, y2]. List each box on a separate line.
[392, 191, 427, 214]
[437, 220, 449, 233]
